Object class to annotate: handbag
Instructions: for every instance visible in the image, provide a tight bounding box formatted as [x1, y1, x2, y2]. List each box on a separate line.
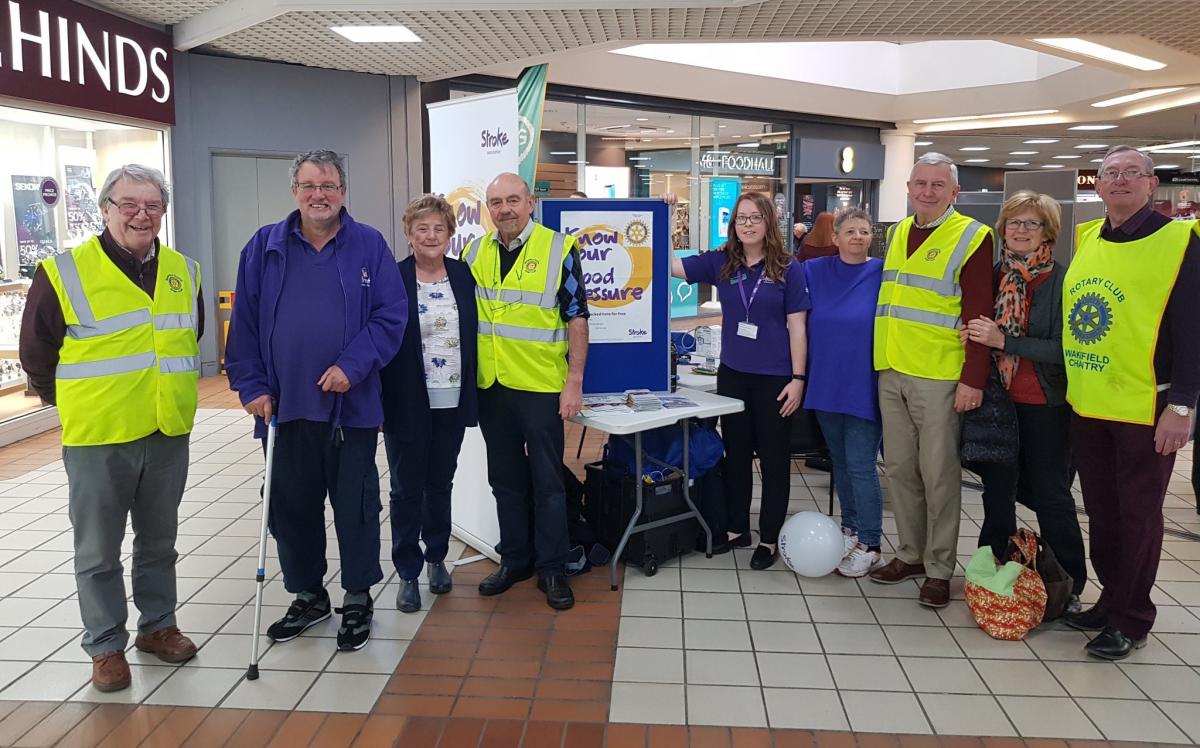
[960, 362, 1018, 465]
[964, 528, 1047, 640]
[1018, 532, 1074, 621]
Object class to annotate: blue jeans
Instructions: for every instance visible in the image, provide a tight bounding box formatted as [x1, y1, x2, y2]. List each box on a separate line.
[815, 410, 883, 547]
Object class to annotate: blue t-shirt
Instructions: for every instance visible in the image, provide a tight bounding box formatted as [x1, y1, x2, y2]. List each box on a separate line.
[682, 250, 810, 377]
[802, 255, 883, 422]
[272, 238, 346, 424]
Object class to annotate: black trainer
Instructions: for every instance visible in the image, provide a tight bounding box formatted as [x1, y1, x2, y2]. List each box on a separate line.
[267, 589, 332, 642]
[335, 592, 373, 651]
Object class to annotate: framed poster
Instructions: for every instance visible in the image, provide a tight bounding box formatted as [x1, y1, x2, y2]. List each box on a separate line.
[12, 175, 59, 278]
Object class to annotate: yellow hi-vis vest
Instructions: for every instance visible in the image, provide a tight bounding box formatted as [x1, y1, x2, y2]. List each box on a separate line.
[462, 222, 572, 392]
[41, 236, 201, 446]
[874, 211, 990, 380]
[1062, 218, 1197, 425]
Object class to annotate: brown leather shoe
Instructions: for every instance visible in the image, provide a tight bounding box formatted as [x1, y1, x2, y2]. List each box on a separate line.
[92, 650, 131, 692]
[918, 577, 951, 608]
[868, 558, 926, 585]
[134, 626, 198, 664]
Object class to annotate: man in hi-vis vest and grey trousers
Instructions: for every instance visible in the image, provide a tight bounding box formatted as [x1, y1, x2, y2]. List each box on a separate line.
[20, 165, 203, 693]
[869, 153, 994, 609]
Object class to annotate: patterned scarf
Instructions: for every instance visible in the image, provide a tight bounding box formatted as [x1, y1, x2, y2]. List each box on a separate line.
[994, 242, 1054, 389]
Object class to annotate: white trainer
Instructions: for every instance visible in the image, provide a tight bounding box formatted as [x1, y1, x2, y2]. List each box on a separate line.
[837, 545, 883, 578]
[841, 531, 859, 559]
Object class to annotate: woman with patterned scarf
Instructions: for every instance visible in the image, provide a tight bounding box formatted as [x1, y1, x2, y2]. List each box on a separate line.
[963, 190, 1087, 612]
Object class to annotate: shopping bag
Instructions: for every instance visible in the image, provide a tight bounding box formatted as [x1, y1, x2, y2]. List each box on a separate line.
[964, 528, 1047, 640]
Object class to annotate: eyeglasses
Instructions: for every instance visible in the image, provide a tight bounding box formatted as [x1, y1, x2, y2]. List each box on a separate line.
[1005, 219, 1045, 231]
[107, 199, 165, 217]
[1098, 169, 1151, 182]
[734, 214, 764, 226]
[294, 182, 344, 194]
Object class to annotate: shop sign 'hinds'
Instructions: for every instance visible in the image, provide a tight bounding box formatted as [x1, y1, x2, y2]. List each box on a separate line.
[0, 0, 173, 125]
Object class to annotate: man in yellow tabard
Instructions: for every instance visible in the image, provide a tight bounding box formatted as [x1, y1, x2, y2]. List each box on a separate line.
[869, 152, 994, 609]
[19, 165, 203, 693]
[1061, 145, 1200, 660]
[461, 173, 589, 611]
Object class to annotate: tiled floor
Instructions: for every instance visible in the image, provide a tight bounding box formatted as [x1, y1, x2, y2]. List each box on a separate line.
[0, 374, 1198, 746]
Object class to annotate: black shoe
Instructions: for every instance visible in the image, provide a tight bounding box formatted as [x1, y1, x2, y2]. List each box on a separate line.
[1085, 627, 1146, 661]
[749, 544, 779, 571]
[267, 589, 331, 642]
[427, 562, 453, 594]
[478, 564, 534, 596]
[537, 573, 575, 610]
[1063, 604, 1108, 632]
[335, 593, 373, 651]
[728, 532, 753, 549]
[396, 579, 421, 613]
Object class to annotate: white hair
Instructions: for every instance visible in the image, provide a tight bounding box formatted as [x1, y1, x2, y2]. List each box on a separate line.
[909, 152, 959, 185]
[98, 165, 170, 209]
[1099, 144, 1154, 174]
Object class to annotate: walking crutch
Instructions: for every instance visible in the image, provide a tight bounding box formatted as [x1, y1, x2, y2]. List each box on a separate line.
[246, 413, 278, 680]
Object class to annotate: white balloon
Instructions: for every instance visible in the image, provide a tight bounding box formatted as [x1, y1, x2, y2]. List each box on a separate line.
[778, 511, 844, 577]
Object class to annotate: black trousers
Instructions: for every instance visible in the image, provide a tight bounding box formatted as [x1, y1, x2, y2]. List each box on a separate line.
[383, 408, 466, 581]
[716, 364, 793, 545]
[477, 384, 569, 575]
[266, 420, 383, 594]
[971, 403, 1087, 595]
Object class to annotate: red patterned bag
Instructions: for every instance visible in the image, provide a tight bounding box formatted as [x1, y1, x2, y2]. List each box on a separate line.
[964, 528, 1047, 640]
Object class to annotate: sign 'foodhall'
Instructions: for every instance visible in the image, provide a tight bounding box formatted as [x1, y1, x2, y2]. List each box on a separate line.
[0, 0, 174, 125]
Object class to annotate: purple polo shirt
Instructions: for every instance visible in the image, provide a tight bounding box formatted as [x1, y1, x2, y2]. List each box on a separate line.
[272, 238, 346, 424]
[682, 250, 810, 376]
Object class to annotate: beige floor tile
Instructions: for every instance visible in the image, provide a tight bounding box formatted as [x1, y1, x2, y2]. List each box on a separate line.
[815, 622, 891, 655]
[609, 682, 686, 724]
[325, 638, 409, 674]
[622, 589, 682, 618]
[684, 618, 752, 650]
[841, 689, 931, 734]
[973, 659, 1065, 696]
[755, 652, 834, 689]
[919, 693, 1016, 737]
[681, 568, 741, 593]
[950, 626, 1037, 659]
[886, 626, 962, 657]
[997, 695, 1100, 739]
[736, 570, 801, 595]
[827, 654, 908, 692]
[296, 672, 388, 712]
[1159, 700, 1200, 743]
[682, 592, 746, 620]
[622, 564, 680, 591]
[1076, 697, 1190, 743]
[763, 687, 848, 730]
[685, 650, 760, 686]
[144, 665, 244, 707]
[742, 594, 809, 622]
[1043, 660, 1144, 699]
[619, 616, 683, 649]
[0, 626, 78, 661]
[614, 646, 684, 683]
[221, 668, 318, 710]
[69, 663, 175, 704]
[0, 660, 89, 700]
[901, 656, 988, 694]
[869, 597, 947, 626]
[805, 595, 875, 624]
[686, 684, 767, 727]
[749, 621, 822, 653]
[1157, 632, 1200, 665]
[1023, 628, 1092, 661]
[1120, 662, 1200, 701]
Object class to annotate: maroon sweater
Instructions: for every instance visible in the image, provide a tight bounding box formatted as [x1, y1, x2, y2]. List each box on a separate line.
[905, 224, 993, 390]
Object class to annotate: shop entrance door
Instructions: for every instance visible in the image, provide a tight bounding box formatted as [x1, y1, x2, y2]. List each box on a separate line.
[211, 154, 296, 372]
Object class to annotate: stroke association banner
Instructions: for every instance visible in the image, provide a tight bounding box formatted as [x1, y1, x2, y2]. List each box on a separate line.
[427, 89, 519, 258]
[560, 207, 654, 344]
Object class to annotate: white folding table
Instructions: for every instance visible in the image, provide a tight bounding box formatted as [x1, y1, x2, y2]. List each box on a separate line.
[571, 387, 743, 589]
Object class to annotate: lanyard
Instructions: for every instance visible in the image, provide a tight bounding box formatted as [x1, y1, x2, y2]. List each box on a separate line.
[736, 266, 766, 322]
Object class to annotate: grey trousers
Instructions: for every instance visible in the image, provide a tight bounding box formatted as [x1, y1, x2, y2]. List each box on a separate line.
[64, 431, 189, 656]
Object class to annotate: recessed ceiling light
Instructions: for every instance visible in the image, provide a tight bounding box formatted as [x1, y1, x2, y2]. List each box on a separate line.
[331, 25, 421, 43]
[914, 140, 933, 146]
[964, 158, 989, 163]
[1091, 88, 1185, 107]
[1025, 139, 1059, 144]
[1032, 38, 1166, 71]
[1069, 124, 1118, 131]
[736, 142, 760, 148]
[913, 109, 1057, 125]
[1053, 155, 1082, 159]
[1041, 164, 1066, 168]
[628, 156, 649, 161]
[718, 125, 727, 129]
[548, 151, 576, 156]
[635, 117, 649, 122]
[730, 134, 742, 138]
[959, 146, 989, 151]
[1074, 144, 1108, 149]
[567, 160, 589, 164]
[1154, 164, 1180, 170]
[1005, 162, 1031, 166]
[1090, 158, 1105, 163]
[1009, 150, 1039, 155]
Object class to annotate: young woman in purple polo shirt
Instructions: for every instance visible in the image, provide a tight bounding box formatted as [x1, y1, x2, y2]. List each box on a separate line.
[671, 192, 810, 570]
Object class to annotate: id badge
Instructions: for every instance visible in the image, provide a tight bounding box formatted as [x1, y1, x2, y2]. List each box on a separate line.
[737, 321, 759, 339]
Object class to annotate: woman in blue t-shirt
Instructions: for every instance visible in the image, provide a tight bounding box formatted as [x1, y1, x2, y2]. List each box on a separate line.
[802, 208, 885, 577]
[671, 192, 810, 570]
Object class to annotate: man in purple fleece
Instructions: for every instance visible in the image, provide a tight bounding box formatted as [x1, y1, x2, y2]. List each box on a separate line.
[226, 150, 406, 652]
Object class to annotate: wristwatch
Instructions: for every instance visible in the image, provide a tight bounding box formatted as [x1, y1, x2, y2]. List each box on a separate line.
[1167, 404, 1193, 417]
[792, 374, 806, 381]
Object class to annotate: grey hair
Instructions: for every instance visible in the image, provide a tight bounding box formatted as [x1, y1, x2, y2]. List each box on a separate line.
[834, 207, 873, 233]
[909, 152, 959, 185]
[1099, 144, 1154, 174]
[98, 165, 170, 209]
[290, 150, 347, 188]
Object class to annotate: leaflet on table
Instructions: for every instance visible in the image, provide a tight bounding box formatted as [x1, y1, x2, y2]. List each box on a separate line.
[580, 394, 633, 416]
[561, 209, 654, 344]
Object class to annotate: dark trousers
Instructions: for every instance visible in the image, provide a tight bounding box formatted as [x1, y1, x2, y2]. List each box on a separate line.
[477, 384, 569, 575]
[717, 364, 792, 545]
[972, 404, 1087, 595]
[267, 420, 383, 594]
[383, 410, 466, 581]
[1072, 410, 1176, 639]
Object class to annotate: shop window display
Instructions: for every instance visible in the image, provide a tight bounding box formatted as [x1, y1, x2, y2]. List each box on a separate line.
[0, 104, 168, 422]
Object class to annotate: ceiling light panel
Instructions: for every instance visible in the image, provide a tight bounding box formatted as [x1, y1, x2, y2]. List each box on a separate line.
[1069, 124, 1118, 130]
[1025, 139, 1059, 144]
[959, 146, 989, 151]
[913, 109, 1057, 125]
[1009, 151, 1039, 155]
[1091, 88, 1185, 107]
[1032, 38, 1166, 71]
[1005, 162, 1030, 166]
[331, 25, 421, 43]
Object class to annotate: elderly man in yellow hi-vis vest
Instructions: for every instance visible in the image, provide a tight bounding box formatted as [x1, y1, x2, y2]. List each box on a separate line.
[461, 173, 589, 611]
[869, 152, 994, 609]
[1061, 145, 1200, 661]
[19, 165, 203, 694]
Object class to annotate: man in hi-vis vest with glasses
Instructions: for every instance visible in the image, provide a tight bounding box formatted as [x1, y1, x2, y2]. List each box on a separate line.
[20, 165, 203, 694]
[461, 173, 589, 611]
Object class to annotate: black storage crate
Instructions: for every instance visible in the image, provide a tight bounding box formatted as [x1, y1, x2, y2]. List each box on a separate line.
[583, 460, 700, 576]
